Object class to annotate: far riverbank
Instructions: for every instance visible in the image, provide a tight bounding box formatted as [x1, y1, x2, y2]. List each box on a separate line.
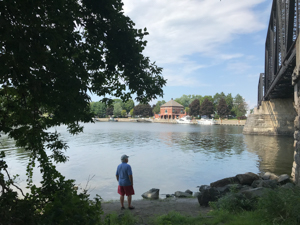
[94, 118, 246, 126]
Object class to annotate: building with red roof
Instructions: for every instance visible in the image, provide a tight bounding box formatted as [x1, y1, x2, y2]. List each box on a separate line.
[155, 98, 186, 119]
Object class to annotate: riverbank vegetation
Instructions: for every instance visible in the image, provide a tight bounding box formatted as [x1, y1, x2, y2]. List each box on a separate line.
[104, 186, 300, 225]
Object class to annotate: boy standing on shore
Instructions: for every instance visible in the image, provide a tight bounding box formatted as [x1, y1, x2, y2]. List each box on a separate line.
[116, 154, 135, 210]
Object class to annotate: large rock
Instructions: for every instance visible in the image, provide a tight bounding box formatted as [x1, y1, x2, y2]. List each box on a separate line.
[252, 179, 278, 189]
[199, 185, 210, 192]
[141, 188, 159, 199]
[241, 187, 266, 199]
[174, 191, 192, 198]
[210, 177, 239, 187]
[193, 192, 200, 198]
[262, 172, 278, 181]
[278, 174, 290, 184]
[185, 189, 193, 195]
[236, 173, 259, 185]
[197, 185, 231, 206]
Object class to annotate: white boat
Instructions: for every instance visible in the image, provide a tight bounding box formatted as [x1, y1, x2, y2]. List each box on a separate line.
[197, 118, 217, 125]
[176, 116, 192, 124]
[109, 117, 118, 122]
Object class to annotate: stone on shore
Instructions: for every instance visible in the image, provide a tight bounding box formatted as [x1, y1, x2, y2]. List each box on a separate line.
[142, 188, 160, 199]
[252, 179, 278, 189]
[174, 191, 192, 198]
[236, 172, 259, 185]
[197, 172, 295, 207]
[241, 187, 266, 199]
[185, 189, 193, 195]
[210, 176, 239, 187]
[278, 174, 290, 184]
[262, 172, 279, 180]
[197, 185, 232, 206]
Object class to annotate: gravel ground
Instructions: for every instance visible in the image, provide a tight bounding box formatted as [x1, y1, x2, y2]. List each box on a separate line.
[102, 197, 212, 224]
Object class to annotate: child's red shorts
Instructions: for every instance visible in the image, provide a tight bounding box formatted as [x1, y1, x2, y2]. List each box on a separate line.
[118, 185, 135, 196]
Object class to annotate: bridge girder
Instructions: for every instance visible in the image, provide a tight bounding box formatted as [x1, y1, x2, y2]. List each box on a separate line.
[259, 0, 300, 105]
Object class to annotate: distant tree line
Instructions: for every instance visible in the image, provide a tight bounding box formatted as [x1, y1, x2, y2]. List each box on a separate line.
[173, 93, 248, 119]
[90, 92, 248, 119]
[90, 99, 155, 118]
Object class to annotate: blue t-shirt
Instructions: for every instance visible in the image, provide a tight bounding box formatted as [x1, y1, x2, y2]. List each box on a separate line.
[116, 163, 132, 186]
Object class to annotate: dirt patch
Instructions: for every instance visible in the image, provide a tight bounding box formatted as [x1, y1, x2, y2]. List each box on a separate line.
[102, 197, 212, 224]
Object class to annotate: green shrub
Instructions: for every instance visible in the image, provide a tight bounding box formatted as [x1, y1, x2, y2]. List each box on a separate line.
[41, 185, 102, 225]
[152, 211, 205, 225]
[104, 212, 137, 225]
[257, 187, 300, 225]
[210, 192, 257, 213]
[210, 185, 257, 213]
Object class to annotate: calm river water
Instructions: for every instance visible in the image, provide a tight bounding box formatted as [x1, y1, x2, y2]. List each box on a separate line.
[0, 122, 295, 200]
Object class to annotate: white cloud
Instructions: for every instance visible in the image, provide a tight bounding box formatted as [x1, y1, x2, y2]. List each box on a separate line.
[122, 0, 267, 64]
[219, 53, 244, 60]
[163, 67, 210, 87]
[226, 62, 252, 74]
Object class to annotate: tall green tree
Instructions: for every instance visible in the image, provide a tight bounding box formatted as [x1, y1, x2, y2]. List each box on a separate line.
[174, 95, 193, 108]
[0, 0, 166, 223]
[199, 98, 214, 117]
[152, 100, 166, 114]
[124, 99, 135, 112]
[121, 110, 127, 117]
[189, 99, 200, 117]
[200, 95, 213, 105]
[90, 101, 107, 117]
[130, 108, 135, 117]
[106, 106, 114, 116]
[217, 98, 229, 119]
[213, 92, 226, 111]
[225, 93, 234, 114]
[113, 102, 123, 117]
[233, 94, 248, 117]
[133, 104, 153, 117]
[185, 107, 190, 115]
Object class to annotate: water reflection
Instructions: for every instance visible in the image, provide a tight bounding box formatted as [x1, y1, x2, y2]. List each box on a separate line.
[0, 135, 30, 160]
[157, 126, 245, 158]
[243, 135, 294, 175]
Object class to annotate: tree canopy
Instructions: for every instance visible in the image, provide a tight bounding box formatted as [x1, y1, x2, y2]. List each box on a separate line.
[199, 98, 214, 117]
[90, 101, 107, 117]
[133, 104, 153, 117]
[189, 99, 200, 117]
[152, 100, 165, 114]
[233, 94, 248, 118]
[217, 98, 229, 119]
[0, 0, 166, 223]
[160, 93, 247, 118]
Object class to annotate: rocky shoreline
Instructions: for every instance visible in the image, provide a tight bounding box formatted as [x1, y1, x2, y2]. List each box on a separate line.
[102, 172, 295, 224]
[141, 172, 294, 207]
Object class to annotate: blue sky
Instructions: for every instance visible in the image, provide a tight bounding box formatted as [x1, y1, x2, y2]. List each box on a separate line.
[91, 0, 272, 109]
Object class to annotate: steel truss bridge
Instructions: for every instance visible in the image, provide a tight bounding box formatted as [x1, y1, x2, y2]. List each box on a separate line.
[258, 0, 300, 106]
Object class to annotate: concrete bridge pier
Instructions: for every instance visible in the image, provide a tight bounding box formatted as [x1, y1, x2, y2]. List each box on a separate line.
[291, 37, 300, 185]
[243, 99, 296, 136]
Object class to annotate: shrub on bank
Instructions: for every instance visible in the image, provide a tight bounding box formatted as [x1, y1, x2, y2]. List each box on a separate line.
[257, 187, 300, 225]
[210, 185, 300, 225]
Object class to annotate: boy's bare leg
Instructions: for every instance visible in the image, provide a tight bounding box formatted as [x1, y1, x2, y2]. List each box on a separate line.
[127, 195, 132, 207]
[120, 195, 125, 207]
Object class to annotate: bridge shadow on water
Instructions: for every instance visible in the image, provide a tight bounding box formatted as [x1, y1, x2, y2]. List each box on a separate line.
[243, 134, 294, 175]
